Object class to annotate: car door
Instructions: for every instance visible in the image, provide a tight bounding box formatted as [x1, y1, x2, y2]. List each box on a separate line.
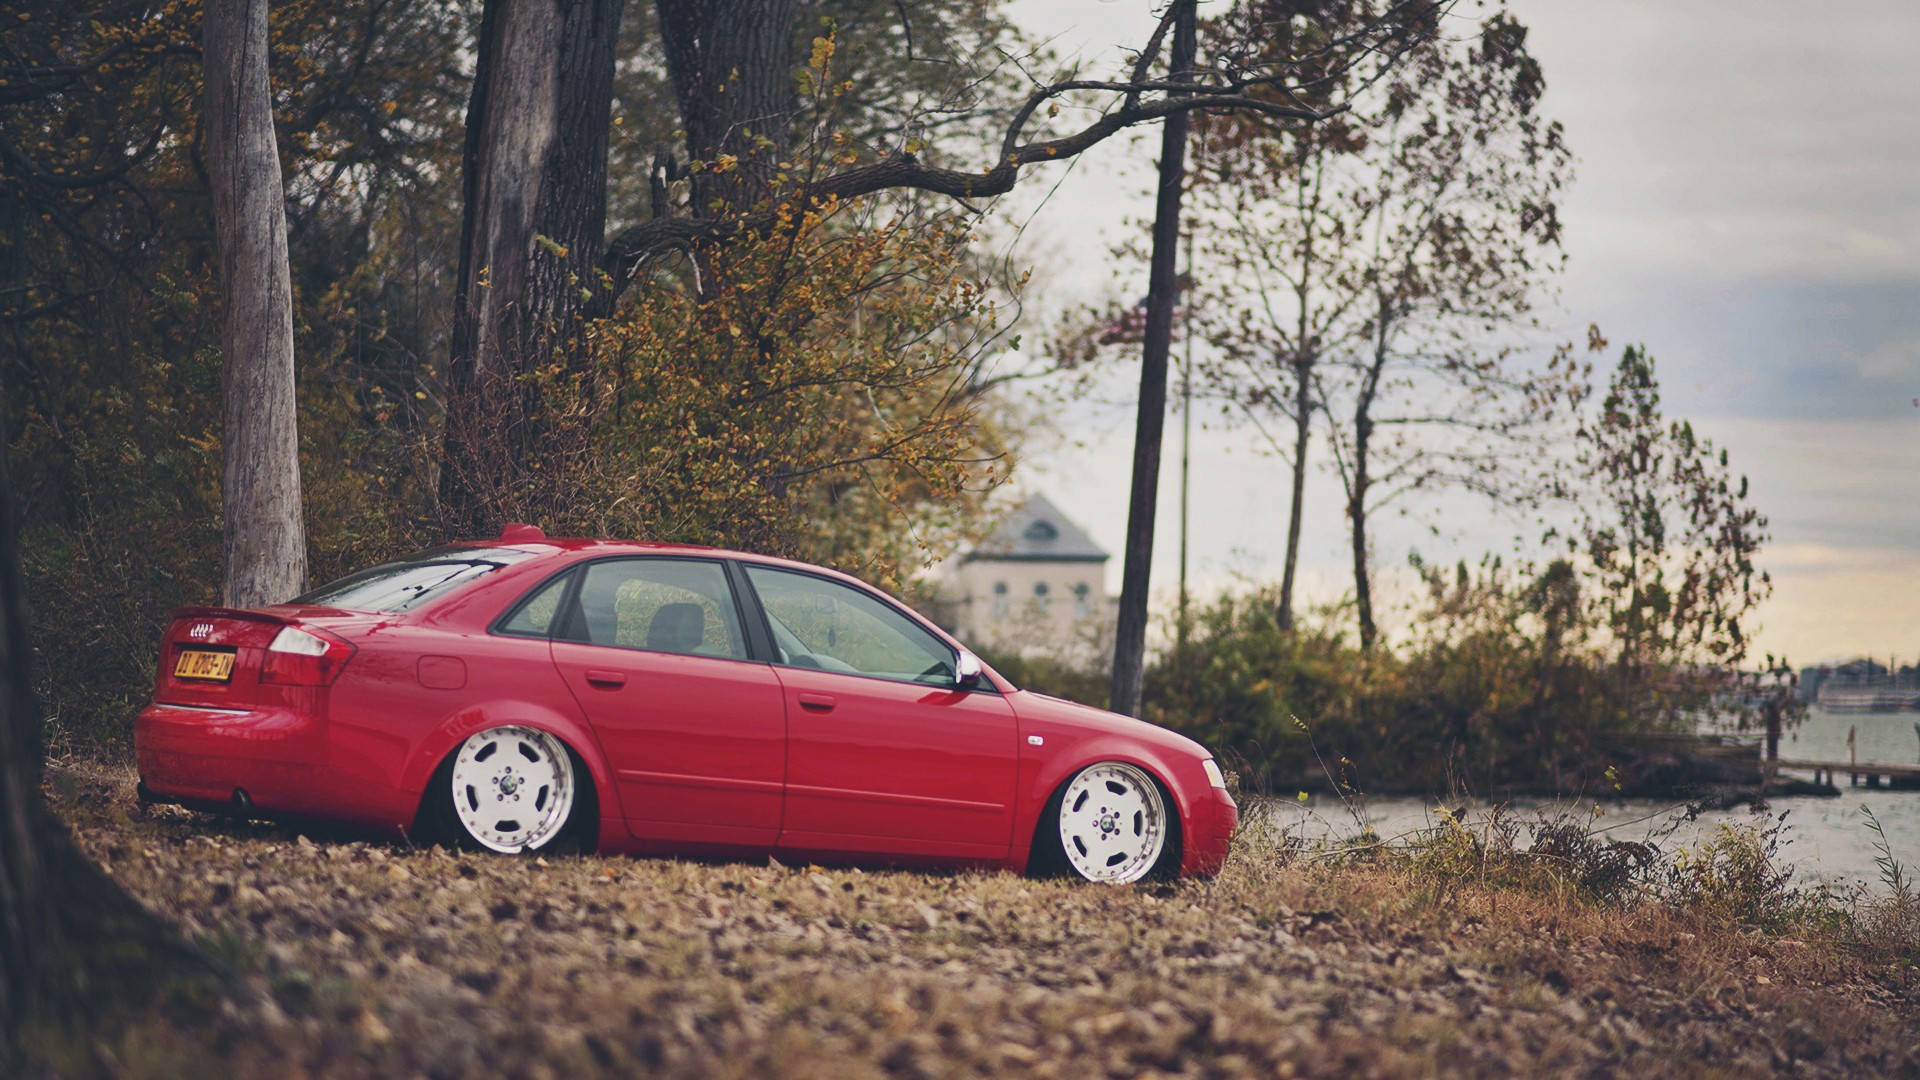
[545, 557, 786, 850]
[740, 563, 1019, 861]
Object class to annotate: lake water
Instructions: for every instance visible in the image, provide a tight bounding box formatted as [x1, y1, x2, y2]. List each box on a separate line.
[1259, 706, 1920, 894]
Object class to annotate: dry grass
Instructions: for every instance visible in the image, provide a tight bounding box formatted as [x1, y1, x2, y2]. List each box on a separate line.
[25, 762, 1920, 1078]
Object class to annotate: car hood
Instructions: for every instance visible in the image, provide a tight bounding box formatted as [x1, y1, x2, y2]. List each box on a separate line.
[1005, 689, 1210, 759]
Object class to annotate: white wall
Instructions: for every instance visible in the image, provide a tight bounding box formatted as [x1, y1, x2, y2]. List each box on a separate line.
[949, 557, 1112, 660]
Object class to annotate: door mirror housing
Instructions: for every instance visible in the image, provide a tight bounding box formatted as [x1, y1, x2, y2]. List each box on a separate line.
[954, 649, 983, 689]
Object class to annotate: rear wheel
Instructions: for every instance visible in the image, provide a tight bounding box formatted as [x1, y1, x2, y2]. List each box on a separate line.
[1049, 762, 1171, 884]
[440, 726, 578, 853]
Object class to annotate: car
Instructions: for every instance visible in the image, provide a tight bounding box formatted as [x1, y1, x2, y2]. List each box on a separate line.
[135, 525, 1237, 883]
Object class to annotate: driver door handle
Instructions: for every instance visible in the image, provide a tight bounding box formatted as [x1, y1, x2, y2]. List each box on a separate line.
[584, 669, 627, 689]
[798, 692, 837, 712]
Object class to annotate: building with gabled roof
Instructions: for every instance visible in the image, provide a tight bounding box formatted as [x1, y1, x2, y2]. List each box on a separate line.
[966, 492, 1109, 563]
[937, 493, 1114, 659]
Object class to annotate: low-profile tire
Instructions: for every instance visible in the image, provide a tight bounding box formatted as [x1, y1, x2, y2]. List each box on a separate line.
[1039, 761, 1177, 884]
[432, 726, 582, 854]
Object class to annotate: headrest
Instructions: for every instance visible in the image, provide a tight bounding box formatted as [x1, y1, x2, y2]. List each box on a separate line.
[646, 602, 706, 654]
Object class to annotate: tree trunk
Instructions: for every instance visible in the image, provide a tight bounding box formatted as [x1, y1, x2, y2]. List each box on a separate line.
[205, 0, 307, 607]
[1532, 630, 1562, 788]
[1344, 291, 1396, 652]
[656, 0, 804, 217]
[0, 402, 55, 1054]
[1347, 414, 1374, 651]
[1109, 0, 1197, 718]
[1275, 128, 1321, 634]
[0, 404, 199, 1064]
[1276, 350, 1312, 631]
[440, 0, 625, 539]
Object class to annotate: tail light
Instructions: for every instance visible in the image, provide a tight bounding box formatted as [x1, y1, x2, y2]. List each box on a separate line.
[261, 625, 356, 686]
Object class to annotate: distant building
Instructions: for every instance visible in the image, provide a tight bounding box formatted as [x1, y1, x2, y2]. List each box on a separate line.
[940, 493, 1113, 659]
[1799, 658, 1918, 710]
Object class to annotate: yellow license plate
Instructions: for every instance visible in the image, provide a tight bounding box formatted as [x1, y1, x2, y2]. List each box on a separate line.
[174, 649, 235, 682]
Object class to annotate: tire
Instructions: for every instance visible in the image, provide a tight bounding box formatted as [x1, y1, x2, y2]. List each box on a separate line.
[1044, 761, 1175, 884]
[436, 726, 581, 854]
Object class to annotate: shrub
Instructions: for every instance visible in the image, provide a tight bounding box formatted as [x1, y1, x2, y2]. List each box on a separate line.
[986, 557, 1747, 797]
[1660, 821, 1805, 932]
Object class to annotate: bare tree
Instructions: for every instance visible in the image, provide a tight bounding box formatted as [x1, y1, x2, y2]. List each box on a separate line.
[1326, 10, 1572, 650]
[1188, 3, 1571, 649]
[204, 0, 307, 605]
[1185, 0, 1366, 632]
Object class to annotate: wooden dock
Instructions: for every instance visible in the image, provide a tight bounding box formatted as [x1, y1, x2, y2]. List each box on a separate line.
[1762, 719, 1920, 789]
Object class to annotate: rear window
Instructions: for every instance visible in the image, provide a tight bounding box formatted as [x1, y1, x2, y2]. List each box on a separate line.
[293, 547, 538, 613]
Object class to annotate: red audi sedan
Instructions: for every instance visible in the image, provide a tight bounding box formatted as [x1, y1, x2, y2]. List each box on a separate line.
[135, 527, 1236, 883]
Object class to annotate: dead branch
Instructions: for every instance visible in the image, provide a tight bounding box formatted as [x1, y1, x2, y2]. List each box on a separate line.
[602, 2, 1442, 295]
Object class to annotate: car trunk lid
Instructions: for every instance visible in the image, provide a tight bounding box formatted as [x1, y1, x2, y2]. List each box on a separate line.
[154, 606, 364, 709]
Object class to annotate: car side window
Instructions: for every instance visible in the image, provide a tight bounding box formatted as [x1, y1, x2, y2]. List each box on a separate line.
[497, 570, 574, 638]
[566, 559, 748, 660]
[743, 565, 954, 684]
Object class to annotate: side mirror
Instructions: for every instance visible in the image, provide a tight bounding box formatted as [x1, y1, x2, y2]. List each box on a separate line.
[954, 649, 983, 689]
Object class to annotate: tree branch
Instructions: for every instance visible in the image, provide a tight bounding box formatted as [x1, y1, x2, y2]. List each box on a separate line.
[600, 0, 1445, 297]
[0, 41, 135, 105]
[606, 91, 1336, 287]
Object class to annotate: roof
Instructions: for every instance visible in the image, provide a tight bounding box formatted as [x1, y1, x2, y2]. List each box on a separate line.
[451, 537, 924, 594]
[964, 493, 1109, 564]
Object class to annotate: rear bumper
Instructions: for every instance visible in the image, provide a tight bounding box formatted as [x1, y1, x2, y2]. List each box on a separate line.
[135, 703, 411, 831]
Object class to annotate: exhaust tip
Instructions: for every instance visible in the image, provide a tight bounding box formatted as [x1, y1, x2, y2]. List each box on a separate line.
[231, 788, 253, 813]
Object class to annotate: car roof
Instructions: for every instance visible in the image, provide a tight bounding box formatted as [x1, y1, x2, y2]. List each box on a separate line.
[447, 537, 839, 577]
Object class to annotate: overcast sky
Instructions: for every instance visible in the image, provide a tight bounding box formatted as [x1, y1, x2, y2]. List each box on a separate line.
[992, 0, 1920, 666]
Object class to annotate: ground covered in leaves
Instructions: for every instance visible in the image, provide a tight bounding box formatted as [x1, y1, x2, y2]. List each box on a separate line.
[32, 763, 1920, 1078]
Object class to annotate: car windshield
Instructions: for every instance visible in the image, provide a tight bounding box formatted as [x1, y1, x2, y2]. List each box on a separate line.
[292, 546, 537, 613]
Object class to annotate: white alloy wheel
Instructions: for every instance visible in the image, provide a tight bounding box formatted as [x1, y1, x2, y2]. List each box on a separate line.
[1056, 762, 1168, 883]
[448, 726, 576, 853]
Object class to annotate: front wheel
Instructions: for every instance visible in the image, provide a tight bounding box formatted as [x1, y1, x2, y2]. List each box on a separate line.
[1049, 762, 1172, 883]
[440, 726, 578, 853]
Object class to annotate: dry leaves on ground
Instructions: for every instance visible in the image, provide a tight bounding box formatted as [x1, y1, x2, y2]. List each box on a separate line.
[36, 763, 1920, 1078]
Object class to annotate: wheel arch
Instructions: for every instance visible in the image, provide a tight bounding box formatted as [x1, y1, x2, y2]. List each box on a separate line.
[401, 700, 620, 846]
[1018, 745, 1189, 879]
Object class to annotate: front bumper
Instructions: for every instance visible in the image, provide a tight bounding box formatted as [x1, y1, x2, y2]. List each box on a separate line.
[1183, 786, 1238, 878]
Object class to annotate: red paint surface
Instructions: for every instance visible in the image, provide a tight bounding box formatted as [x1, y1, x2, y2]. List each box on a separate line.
[552, 640, 786, 851]
[136, 539, 1235, 876]
[775, 666, 1019, 861]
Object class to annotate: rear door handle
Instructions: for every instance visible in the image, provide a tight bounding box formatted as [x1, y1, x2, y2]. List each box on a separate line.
[797, 692, 837, 712]
[584, 669, 627, 689]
